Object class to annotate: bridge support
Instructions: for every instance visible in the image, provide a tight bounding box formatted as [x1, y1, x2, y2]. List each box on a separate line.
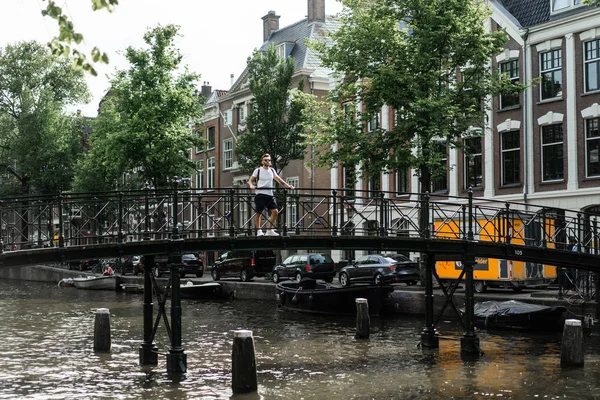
[167, 261, 187, 374]
[420, 253, 439, 348]
[461, 257, 482, 355]
[139, 255, 158, 365]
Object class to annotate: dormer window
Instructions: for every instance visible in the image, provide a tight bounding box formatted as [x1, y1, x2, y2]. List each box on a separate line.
[552, 0, 581, 13]
[277, 42, 295, 60]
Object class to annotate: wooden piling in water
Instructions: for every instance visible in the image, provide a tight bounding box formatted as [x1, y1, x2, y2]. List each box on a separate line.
[232, 330, 257, 394]
[561, 319, 583, 367]
[355, 298, 370, 339]
[94, 308, 111, 352]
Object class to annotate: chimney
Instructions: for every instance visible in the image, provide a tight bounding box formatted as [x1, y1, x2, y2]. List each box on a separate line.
[201, 81, 211, 98]
[230, 74, 235, 87]
[308, 0, 325, 25]
[262, 10, 280, 42]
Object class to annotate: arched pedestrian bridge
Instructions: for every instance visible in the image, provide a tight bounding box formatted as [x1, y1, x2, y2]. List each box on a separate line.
[1, 188, 598, 270]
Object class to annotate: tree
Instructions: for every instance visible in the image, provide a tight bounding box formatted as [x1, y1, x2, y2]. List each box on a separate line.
[0, 41, 89, 196]
[42, 0, 117, 75]
[302, 0, 521, 195]
[235, 44, 307, 173]
[73, 24, 203, 191]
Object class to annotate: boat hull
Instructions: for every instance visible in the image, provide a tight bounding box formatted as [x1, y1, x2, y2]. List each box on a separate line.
[276, 280, 394, 316]
[73, 275, 122, 291]
[180, 282, 225, 300]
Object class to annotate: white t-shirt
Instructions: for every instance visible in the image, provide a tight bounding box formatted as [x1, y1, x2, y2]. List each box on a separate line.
[252, 167, 280, 196]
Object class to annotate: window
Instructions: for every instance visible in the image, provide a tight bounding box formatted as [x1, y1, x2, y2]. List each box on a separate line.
[501, 131, 520, 185]
[552, 0, 581, 12]
[368, 172, 381, 193]
[343, 164, 356, 198]
[431, 142, 448, 193]
[541, 124, 564, 181]
[500, 59, 520, 109]
[207, 157, 215, 189]
[223, 139, 233, 169]
[343, 103, 355, 127]
[367, 112, 380, 132]
[586, 118, 600, 177]
[206, 126, 215, 150]
[286, 178, 299, 228]
[195, 160, 204, 191]
[540, 49, 562, 99]
[223, 110, 232, 126]
[585, 39, 600, 93]
[238, 104, 246, 122]
[396, 168, 409, 194]
[464, 137, 483, 189]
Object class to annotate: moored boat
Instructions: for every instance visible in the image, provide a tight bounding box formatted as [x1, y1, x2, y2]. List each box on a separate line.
[73, 275, 122, 291]
[464, 300, 567, 330]
[276, 279, 394, 316]
[180, 281, 225, 300]
[58, 278, 75, 288]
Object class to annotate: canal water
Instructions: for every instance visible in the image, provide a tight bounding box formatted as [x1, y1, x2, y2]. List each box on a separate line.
[1, 280, 600, 399]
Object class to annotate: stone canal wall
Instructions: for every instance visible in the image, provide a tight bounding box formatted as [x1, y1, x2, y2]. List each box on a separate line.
[0, 265, 593, 318]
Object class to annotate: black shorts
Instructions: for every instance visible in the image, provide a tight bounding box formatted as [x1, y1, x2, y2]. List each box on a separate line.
[255, 194, 277, 213]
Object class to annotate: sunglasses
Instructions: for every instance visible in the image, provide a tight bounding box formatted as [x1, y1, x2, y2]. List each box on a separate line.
[263, 159, 271, 161]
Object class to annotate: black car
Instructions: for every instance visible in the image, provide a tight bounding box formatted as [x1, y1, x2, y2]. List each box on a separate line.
[272, 253, 336, 283]
[338, 253, 420, 286]
[153, 254, 204, 278]
[211, 250, 276, 282]
[119, 255, 144, 275]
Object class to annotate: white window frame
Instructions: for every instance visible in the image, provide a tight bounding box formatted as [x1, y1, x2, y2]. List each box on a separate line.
[464, 136, 483, 190]
[207, 157, 215, 189]
[585, 117, 600, 178]
[207, 126, 215, 150]
[584, 39, 600, 93]
[541, 124, 564, 182]
[195, 160, 204, 192]
[552, 0, 581, 13]
[223, 139, 233, 170]
[499, 59, 520, 109]
[501, 131, 520, 186]
[540, 49, 562, 100]
[286, 177, 299, 229]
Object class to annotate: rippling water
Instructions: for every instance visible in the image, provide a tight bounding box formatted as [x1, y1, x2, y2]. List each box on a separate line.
[1, 279, 600, 399]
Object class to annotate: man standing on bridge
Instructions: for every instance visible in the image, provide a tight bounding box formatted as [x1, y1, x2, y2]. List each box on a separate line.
[248, 153, 294, 236]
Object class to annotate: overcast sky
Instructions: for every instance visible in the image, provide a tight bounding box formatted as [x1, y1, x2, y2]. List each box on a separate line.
[1, 0, 344, 117]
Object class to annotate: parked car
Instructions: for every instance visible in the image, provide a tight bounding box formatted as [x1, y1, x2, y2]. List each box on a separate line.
[272, 253, 336, 283]
[338, 253, 420, 286]
[211, 250, 276, 282]
[68, 258, 100, 271]
[120, 255, 143, 275]
[153, 254, 204, 278]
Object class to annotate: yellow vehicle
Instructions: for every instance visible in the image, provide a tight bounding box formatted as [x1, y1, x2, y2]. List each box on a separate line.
[433, 211, 557, 293]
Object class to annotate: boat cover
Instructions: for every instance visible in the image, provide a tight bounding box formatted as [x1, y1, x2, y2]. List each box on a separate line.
[473, 300, 564, 317]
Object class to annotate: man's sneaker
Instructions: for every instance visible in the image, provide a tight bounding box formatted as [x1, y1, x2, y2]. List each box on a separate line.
[266, 229, 279, 236]
[256, 230, 265, 236]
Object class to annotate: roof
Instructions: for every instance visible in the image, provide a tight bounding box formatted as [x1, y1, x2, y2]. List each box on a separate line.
[498, 0, 594, 28]
[228, 15, 340, 93]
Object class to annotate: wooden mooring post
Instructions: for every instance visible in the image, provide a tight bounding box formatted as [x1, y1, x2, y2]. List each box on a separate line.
[93, 308, 111, 352]
[561, 319, 584, 367]
[232, 330, 257, 394]
[355, 298, 370, 339]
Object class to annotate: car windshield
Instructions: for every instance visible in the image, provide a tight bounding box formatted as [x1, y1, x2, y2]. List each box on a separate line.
[182, 254, 196, 260]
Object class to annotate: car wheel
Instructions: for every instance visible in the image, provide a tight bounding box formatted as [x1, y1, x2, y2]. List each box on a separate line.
[473, 281, 486, 293]
[273, 272, 280, 283]
[324, 277, 333, 284]
[295, 272, 302, 282]
[154, 267, 161, 278]
[211, 268, 220, 281]
[196, 271, 203, 278]
[339, 272, 350, 287]
[240, 269, 250, 282]
[374, 273, 383, 285]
